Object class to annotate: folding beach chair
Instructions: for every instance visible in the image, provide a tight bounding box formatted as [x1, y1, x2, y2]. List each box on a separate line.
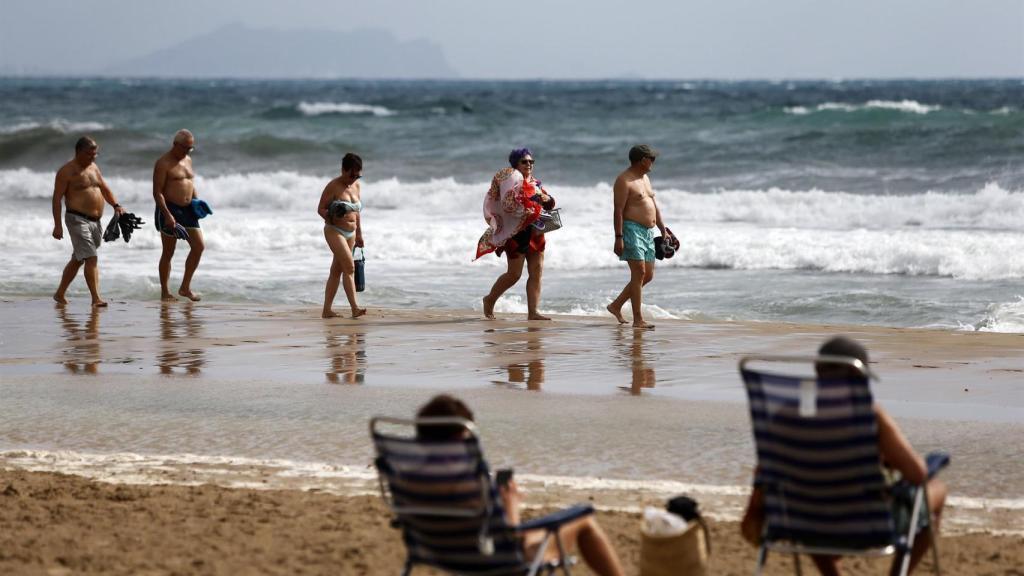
[739, 355, 949, 576]
[370, 416, 595, 575]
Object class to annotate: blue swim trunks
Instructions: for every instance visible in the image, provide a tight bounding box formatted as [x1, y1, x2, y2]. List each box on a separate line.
[155, 202, 200, 236]
[620, 219, 656, 262]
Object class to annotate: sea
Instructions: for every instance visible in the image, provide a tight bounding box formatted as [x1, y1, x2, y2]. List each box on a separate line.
[2, 77, 1024, 330]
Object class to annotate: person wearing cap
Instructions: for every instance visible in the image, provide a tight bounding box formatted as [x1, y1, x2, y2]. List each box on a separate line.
[607, 144, 666, 329]
[740, 336, 948, 575]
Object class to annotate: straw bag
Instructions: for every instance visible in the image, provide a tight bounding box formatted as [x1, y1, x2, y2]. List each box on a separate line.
[640, 496, 710, 576]
[640, 521, 709, 576]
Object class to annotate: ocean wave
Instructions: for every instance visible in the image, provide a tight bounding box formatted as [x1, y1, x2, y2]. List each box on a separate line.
[0, 119, 110, 135]
[296, 101, 396, 117]
[5, 169, 1023, 232]
[970, 296, 1024, 333]
[785, 100, 942, 115]
[4, 168, 1024, 280]
[665, 182, 1024, 231]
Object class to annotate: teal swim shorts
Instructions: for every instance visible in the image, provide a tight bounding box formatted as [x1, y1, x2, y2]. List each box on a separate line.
[620, 219, 656, 262]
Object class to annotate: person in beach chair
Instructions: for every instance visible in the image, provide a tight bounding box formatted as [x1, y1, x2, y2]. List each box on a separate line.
[370, 394, 625, 576]
[738, 336, 948, 576]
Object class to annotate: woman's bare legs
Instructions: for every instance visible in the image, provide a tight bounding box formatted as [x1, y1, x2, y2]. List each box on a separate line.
[525, 517, 624, 576]
[482, 254, 525, 319]
[525, 251, 550, 320]
[323, 227, 365, 319]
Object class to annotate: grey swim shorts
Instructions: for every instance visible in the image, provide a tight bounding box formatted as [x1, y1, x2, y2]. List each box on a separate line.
[66, 211, 102, 262]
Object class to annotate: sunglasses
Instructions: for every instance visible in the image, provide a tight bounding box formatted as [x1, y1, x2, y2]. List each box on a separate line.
[519, 159, 535, 165]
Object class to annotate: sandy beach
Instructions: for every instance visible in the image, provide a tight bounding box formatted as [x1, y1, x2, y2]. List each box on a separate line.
[1, 469, 1022, 576]
[1, 297, 1022, 574]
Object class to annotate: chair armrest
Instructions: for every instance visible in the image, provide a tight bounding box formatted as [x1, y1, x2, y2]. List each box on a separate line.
[925, 451, 950, 479]
[514, 504, 594, 532]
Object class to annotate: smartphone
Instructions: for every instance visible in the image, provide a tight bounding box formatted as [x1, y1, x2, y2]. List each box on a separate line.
[495, 468, 514, 487]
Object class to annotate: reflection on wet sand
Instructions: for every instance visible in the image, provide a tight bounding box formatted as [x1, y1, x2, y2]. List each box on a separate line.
[158, 303, 206, 375]
[619, 327, 656, 395]
[57, 306, 101, 374]
[325, 331, 366, 384]
[493, 326, 546, 391]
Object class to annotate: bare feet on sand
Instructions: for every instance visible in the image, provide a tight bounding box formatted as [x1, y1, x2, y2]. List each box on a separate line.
[606, 303, 627, 324]
[482, 296, 496, 320]
[528, 313, 552, 321]
[53, 294, 68, 306]
[161, 292, 178, 302]
[322, 310, 340, 319]
[178, 289, 201, 302]
[92, 300, 108, 308]
[632, 321, 655, 330]
[351, 308, 367, 319]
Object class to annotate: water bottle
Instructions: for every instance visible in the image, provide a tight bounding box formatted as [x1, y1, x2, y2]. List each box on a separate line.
[354, 247, 366, 292]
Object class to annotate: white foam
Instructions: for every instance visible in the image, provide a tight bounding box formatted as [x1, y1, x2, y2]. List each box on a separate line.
[785, 100, 941, 115]
[296, 101, 396, 117]
[3, 449, 1020, 524]
[968, 296, 1024, 333]
[0, 119, 110, 135]
[3, 170, 1024, 296]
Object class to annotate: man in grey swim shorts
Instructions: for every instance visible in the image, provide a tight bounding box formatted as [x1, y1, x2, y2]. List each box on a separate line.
[607, 144, 668, 330]
[52, 136, 127, 307]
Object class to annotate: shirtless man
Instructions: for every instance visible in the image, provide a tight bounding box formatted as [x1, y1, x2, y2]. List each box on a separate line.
[153, 129, 204, 301]
[607, 145, 666, 330]
[52, 136, 126, 307]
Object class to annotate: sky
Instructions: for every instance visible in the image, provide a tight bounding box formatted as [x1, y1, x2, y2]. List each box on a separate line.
[1, 0, 1022, 78]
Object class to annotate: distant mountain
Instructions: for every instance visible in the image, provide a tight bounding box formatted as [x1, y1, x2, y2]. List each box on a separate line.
[103, 23, 458, 79]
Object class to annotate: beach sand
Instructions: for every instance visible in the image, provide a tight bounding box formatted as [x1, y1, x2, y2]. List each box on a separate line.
[1, 468, 1022, 576]
[1, 298, 1022, 574]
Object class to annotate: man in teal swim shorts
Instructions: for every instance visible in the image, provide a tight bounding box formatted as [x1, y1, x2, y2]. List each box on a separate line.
[608, 144, 668, 329]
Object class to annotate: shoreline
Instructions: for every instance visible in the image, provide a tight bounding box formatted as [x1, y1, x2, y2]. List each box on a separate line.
[1, 468, 1021, 576]
[1, 297, 1021, 558]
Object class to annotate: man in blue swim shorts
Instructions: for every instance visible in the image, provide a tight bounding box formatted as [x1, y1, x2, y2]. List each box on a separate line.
[608, 145, 669, 330]
[153, 129, 205, 302]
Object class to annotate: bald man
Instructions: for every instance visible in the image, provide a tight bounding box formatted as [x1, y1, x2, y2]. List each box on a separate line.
[153, 129, 204, 301]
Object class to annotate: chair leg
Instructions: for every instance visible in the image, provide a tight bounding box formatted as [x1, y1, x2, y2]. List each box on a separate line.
[896, 488, 926, 576]
[528, 532, 554, 576]
[928, 507, 941, 575]
[554, 530, 571, 576]
[792, 553, 803, 576]
[752, 546, 768, 576]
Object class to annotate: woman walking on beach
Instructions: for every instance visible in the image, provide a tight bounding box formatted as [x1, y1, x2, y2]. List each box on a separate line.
[318, 153, 366, 319]
[477, 148, 556, 320]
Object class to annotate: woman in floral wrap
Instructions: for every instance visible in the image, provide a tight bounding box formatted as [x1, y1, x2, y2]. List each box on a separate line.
[478, 148, 555, 320]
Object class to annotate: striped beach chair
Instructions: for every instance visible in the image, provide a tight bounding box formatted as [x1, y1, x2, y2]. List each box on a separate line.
[370, 416, 594, 575]
[739, 355, 947, 576]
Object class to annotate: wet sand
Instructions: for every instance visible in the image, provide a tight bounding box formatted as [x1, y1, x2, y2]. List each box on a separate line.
[0, 297, 1022, 573]
[1, 468, 1021, 576]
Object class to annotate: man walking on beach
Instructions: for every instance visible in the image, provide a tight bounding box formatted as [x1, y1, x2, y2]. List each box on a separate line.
[607, 145, 666, 330]
[52, 136, 127, 307]
[153, 129, 204, 301]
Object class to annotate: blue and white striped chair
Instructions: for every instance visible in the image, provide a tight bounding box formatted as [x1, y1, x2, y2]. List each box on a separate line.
[739, 355, 947, 576]
[370, 416, 594, 575]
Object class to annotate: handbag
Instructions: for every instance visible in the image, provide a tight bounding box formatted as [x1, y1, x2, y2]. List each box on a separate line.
[536, 208, 563, 233]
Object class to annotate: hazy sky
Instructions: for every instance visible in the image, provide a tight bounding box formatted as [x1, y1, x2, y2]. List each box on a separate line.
[2, 0, 1022, 78]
